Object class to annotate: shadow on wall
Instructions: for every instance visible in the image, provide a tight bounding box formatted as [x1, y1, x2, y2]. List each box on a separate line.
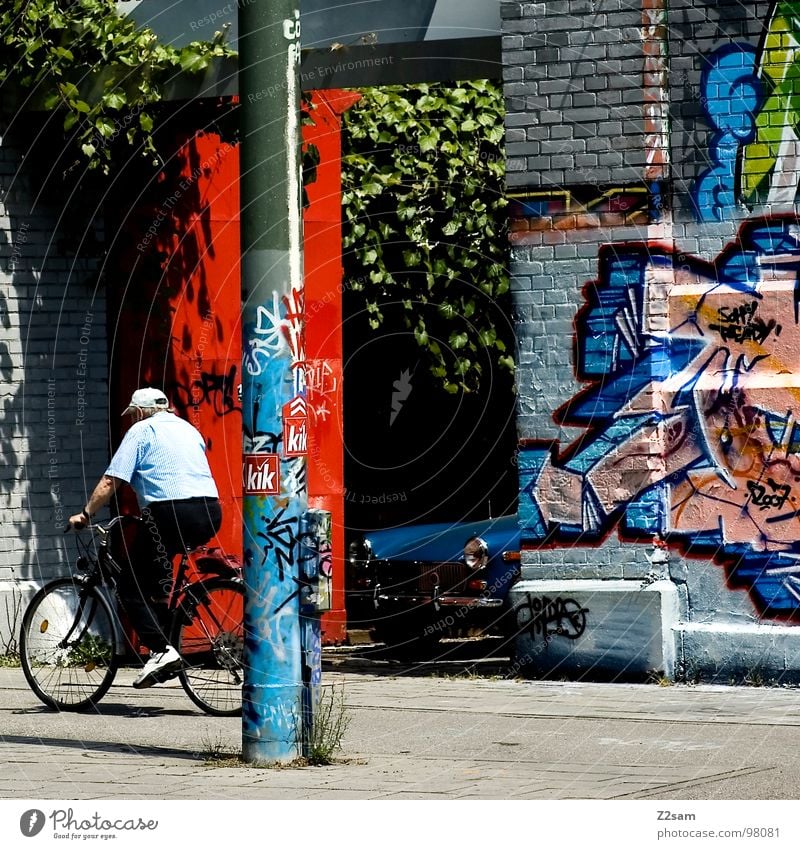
[0, 112, 108, 586]
[103, 105, 243, 556]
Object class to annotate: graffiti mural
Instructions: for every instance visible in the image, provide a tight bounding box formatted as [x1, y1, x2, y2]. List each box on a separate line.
[520, 218, 800, 617]
[509, 187, 654, 228]
[742, 2, 800, 207]
[695, 2, 800, 219]
[694, 44, 761, 221]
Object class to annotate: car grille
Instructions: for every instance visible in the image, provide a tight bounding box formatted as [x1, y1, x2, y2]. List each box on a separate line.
[375, 560, 470, 595]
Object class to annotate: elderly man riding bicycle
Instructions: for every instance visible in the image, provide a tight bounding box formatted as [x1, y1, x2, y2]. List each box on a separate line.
[69, 387, 222, 689]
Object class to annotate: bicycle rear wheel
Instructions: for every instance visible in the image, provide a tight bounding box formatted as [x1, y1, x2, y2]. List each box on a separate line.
[20, 578, 118, 711]
[174, 578, 244, 716]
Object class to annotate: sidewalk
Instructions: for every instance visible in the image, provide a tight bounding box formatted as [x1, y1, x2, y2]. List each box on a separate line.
[1, 658, 799, 800]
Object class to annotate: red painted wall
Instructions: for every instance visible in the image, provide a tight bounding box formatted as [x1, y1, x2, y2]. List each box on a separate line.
[108, 91, 356, 643]
[303, 90, 360, 642]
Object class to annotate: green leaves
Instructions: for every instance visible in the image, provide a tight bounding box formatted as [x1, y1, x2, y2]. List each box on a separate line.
[341, 81, 514, 394]
[103, 91, 126, 110]
[449, 331, 469, 350]
[1, 0, 235, 173]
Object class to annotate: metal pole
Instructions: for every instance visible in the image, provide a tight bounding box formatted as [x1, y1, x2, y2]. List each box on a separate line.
[239, 0, 306, 764]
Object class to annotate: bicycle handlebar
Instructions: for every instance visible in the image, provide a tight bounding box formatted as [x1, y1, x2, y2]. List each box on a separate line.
[64, 514, 141, 536]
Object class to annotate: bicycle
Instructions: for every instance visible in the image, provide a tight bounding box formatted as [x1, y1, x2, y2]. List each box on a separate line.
[19, 515, 245, 716]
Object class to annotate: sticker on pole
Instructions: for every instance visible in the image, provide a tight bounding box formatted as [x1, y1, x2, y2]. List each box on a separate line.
[282, 395, 307, 457]
[243, 454, 280, 495]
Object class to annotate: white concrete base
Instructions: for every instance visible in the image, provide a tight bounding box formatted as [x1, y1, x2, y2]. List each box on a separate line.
[509, 579, 680, 680]
[0, 580, 41, 656]
[677, 622, 800, 685]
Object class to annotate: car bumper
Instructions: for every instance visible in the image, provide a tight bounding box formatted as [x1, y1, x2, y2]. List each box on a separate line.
[376, 594, 503, 609]
[436, 596, 503, 608]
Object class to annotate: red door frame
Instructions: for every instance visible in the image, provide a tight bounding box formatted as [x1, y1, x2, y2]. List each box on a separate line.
[107, 90, 358, 644]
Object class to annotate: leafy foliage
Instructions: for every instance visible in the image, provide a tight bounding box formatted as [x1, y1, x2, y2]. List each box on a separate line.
[341, 81, 513, 393]
[302, 91, 321, 209]
[65, 633, 112, 669]
[0, 0, 232, 173]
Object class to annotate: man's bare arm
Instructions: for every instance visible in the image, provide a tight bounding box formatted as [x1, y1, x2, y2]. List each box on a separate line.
[68, 475, 124, 528]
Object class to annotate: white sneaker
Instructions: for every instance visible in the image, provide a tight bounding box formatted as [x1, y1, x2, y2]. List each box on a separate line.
[132, 645, 183, 689]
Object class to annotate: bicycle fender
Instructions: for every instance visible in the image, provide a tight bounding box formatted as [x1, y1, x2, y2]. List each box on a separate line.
[192, 550, 242, 579]
[180, 576, 243, 609]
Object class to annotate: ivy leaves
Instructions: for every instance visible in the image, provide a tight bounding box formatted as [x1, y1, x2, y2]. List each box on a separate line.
[0, 0, 232, 173]
[341, 81, 513, 394]
[2, 6, 512, 395]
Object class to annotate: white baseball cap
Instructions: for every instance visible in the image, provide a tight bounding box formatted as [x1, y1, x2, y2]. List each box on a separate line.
[122, 387, 170, 415]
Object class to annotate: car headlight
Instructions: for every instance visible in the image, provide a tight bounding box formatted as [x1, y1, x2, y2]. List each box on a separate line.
[348, 537, 373, 566]
[464, 536, 488, 570]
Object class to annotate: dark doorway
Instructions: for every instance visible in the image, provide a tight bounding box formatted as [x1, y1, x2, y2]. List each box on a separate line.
[342, 294, 518, 537]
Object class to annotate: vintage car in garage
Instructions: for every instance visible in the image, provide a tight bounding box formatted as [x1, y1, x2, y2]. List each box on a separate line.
[347, 514, 521, 654]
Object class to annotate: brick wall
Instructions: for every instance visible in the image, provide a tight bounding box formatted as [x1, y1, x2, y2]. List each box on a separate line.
[504, 0, 649, 190]
[503, 0, 671, 583]
[503, 0, 800, 680]
[667, 0, 770, 222]
[0, 110, 108, 650]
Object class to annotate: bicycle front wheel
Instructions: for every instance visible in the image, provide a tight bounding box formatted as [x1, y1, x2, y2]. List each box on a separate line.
[20, 578, 118, 711]
[174, 578, 245, 716]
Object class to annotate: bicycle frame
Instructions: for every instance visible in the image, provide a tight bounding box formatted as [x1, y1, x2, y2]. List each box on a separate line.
[70, 515, 240, 659]
[63, 523, 127, 659]
[23, 515, 245, 714]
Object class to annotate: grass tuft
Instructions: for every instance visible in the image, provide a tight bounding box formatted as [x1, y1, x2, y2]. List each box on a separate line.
[306, 683, 350, 766]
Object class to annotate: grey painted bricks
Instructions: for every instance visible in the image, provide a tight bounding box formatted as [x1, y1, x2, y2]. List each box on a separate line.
[502, 0, 648, 189]
[0, 118, 108, 649]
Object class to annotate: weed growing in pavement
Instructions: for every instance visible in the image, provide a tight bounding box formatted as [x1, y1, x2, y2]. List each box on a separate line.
[0, 589, 23, 663]
[742, 669, 766, 687]
[197, 732, 242, 767]
[429, 665, 498, 680]
[646, 670, 673, 687]
[306, 683, 350, 766]
[683, 663, 703, 685]
[197, 684, 353, 770]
